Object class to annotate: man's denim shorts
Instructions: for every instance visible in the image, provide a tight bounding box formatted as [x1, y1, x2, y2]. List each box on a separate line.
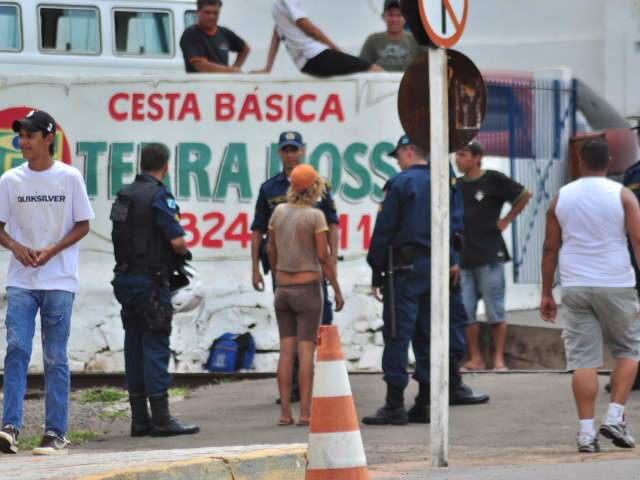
[460, 261, 506, 325]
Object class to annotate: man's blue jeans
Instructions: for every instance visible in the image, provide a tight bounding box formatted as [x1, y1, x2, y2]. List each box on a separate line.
[3, 287, 75, 436]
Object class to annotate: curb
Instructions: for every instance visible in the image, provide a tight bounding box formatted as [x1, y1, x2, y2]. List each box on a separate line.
[79, 445, 307, 480]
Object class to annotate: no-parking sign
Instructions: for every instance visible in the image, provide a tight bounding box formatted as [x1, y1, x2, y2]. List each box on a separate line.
[418, 0, 469, 48]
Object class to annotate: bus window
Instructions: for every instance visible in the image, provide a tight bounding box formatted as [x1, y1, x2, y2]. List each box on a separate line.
[184, 10, 196, 27]
[39, 6, 100, 54]
[0, 4, 21, 51]
[114, 10, 173, 57]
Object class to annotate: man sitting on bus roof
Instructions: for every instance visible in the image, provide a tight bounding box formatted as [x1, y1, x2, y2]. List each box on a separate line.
[180, 0, 250, 73]
[255, 0, 383, 77]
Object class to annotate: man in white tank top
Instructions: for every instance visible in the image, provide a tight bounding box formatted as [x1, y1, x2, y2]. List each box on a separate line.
[541, 137, 640, 453]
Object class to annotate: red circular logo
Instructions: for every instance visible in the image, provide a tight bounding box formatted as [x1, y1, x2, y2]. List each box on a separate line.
[0, 106, 72, 174]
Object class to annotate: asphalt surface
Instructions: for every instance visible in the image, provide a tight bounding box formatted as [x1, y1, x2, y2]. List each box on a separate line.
[72, 372, 640, 475]
[373, 459, 640, 480]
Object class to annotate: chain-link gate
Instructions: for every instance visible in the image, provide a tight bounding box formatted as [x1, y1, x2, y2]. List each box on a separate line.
[477, 75, 577, 284]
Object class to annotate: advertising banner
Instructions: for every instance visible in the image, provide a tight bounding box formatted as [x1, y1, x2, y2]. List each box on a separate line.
[0, 74, 405, 372]
[1, 74, 403, 259]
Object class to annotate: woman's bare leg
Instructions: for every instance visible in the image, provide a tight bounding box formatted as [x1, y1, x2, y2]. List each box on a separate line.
[297, 340, 316, 423]
[277, 337, 297, 423]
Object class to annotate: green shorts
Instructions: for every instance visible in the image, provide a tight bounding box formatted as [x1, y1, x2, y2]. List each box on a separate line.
[562, 287, 640, 370]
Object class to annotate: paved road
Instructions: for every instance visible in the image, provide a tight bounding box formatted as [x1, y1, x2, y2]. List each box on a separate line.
[373, 459, 640, 480]
[76, 373, 640, 469]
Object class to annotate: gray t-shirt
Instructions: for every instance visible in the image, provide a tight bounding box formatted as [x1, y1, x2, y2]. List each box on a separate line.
[359, 31, 421, 72]
[269, 203, 328, 273]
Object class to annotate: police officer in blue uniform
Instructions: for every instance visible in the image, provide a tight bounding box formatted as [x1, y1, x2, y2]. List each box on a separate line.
[250, 131, 339, 402]
[362, 135, 488, 426]
[111, 144, 200, 437]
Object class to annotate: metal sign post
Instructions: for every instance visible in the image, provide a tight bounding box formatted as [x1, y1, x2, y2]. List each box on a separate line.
[428, 45, 450, 469]
[398, 0, 474, 469]
[421, 0, 467, 469]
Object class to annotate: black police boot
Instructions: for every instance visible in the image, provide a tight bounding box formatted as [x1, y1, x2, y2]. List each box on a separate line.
[407, 383, 430, 424]
[450, 360, 490, 405]
[129, 393, 152, 437]
[362, 384, 408, 425]
[149, 392, 200, 437]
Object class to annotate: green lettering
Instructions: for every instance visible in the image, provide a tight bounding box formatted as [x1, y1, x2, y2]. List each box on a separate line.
[309, 143, 341, 192]
[370, 142, 398, 202]
[77, 142, 107, 198]
[214, 143, 252, 201]
[177, 143, 213, 199]
[341, 143, 371, 202]
[109, 143, 135, 198]
[10, 158, 25, 170]
[139, 143, 173, 192]
[5, 157, 25, 173]
[267, 143, 282, 178]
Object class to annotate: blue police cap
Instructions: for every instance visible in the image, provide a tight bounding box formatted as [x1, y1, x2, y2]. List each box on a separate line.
[278, 131, 304, 149]
[388, 134, 412, 158]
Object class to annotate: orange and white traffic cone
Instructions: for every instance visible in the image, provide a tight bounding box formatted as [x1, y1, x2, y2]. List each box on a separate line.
[306, 325, 370, 480]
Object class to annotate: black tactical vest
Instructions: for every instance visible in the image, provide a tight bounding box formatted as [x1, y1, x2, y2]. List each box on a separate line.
[110, 175, 176, 272]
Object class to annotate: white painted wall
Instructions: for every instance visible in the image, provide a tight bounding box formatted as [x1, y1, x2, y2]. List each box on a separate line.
[221, 0, 639, 117]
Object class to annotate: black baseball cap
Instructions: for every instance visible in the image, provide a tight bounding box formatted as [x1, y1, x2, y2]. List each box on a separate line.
[278, 131, 304, 149]
[388, 134, 413, 158]
[383, 0, 401, 11]
[12, 110, 57, 136]
[458, 141, 484, 157]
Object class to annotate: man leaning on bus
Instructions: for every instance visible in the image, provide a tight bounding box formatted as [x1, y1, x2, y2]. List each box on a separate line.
[180, 0, 251, 73]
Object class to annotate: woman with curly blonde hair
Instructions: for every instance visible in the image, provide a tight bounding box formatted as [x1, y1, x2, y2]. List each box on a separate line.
[268, 164, 344, 426]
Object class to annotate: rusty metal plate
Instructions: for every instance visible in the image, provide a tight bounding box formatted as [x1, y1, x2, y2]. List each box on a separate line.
[398, 49, 487, 154]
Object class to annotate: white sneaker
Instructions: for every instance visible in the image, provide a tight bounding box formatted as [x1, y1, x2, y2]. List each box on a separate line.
[600, 416, 635, 449]
[576, 432, 600, 453]
[0, 425, 19, 454]
[32, 431, 70, 455]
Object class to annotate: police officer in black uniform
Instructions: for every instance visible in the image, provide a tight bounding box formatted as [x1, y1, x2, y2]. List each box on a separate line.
[250, 131, 339, 403]
[111, 144, 199, 437]
[362, 135, 488, 425]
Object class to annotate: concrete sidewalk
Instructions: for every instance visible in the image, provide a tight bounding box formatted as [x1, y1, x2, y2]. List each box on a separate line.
[3, 444, 306, 480]
[5, 373, 640, 479]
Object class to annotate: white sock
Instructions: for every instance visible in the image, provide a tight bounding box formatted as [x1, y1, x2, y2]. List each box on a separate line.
[606, 403, 625, 423]
[579, 419, 596, 437]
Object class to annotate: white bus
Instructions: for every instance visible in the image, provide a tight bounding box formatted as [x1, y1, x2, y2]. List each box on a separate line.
[0, 0, 200, 73]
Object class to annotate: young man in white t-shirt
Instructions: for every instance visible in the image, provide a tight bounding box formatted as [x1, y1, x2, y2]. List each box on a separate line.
[0, 110, 94, 455]
[255, 0, 382, 76]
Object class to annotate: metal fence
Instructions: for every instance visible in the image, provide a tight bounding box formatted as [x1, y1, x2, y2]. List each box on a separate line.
[476, 76, 577, 284]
